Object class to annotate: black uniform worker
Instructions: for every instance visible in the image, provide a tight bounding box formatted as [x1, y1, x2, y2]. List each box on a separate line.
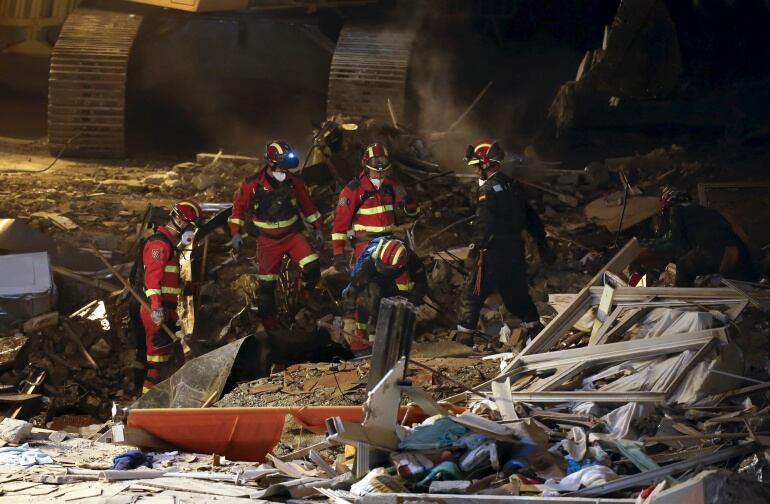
[639, 187, 754, 287]
[457, 139, 555, 335]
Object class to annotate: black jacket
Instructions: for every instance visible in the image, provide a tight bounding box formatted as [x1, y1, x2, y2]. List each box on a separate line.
[472, 171, 546, 249]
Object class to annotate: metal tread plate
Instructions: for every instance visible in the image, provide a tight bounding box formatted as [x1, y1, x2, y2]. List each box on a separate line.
[48, 8, 143, 157]
[327, 23, 415, 123]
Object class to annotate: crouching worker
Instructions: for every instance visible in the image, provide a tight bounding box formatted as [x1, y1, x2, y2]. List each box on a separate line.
[342, 237, 426, 353]
[129, 200, 202, 395]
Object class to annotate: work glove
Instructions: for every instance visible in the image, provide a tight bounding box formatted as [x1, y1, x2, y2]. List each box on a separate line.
[152, 329, 173, 349]
[538, 241, 557, 266]
[150, 308, 165, 326]
[230, 233, 243, 253]
[334, 254, 350, 274]
[314, 228, 324, 250]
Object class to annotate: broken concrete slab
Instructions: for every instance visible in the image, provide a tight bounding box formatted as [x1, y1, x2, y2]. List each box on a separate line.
[584, 194, 659, 232]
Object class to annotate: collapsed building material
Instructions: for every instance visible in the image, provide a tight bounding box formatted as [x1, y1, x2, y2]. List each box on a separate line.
[0, 252, 56, 331]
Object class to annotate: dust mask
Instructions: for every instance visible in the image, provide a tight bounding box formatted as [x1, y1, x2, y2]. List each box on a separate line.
[370, 177, 383, 189]
[179, 230, 195, 249]
[272, 171, 287, 182]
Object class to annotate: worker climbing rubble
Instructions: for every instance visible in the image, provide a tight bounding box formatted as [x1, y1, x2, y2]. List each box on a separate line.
[341, 237, 426, 353]
[332, 142, 419, 274]
[634, 186, 755, 287]
[129, 200, 202, 394]
[457, 139, 556, 340]
[227, 140, 324, 328]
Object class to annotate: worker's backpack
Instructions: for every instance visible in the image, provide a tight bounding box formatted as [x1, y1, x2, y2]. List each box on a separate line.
[129, 231, 176, 301]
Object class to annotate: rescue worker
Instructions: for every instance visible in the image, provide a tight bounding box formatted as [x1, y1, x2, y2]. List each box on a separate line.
[332, 142, 418, 273]
[228, 140, 323, 327]
[637, 186, 754, 286]
[342, 237, 426, 352]
[457, 139, 555, 336]
[136, 200, 202, 394]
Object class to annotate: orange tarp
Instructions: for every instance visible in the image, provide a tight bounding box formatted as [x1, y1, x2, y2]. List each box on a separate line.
[128, 405, 456, 462]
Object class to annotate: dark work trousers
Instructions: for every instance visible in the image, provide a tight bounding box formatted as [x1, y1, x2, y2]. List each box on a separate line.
[459, 235, 539, 329]
[128, 299, 147, 393]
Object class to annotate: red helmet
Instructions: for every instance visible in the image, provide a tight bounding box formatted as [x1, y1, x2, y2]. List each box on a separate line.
[362, 142, 392, 172]
[465, 139, 505, 169]
[372, 238, 408, 275]
[265, 140, 299, 169]
[659, 186, 691, 212]
[171, 200, 202, 228]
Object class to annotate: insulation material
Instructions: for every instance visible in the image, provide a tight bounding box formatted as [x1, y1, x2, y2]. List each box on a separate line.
[600, 402, 655, 439]
[638, 309, 714, 339]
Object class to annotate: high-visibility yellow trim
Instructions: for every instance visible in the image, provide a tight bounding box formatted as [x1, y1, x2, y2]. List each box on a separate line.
[332, 233, 348, 241]
[228, 217, 245, 226]
[467, 159, 481, 165]
[393, 245, 405, 265]
[305, 211, 321, 223]
[161, 287, 182, 295]
[253, 215, 298, 229]
[353, 224, 392, 233]
[145, 288, 162, 297]
[355, 322, 368, 330]
[164, 265, 179, 273]
[299, 254, 319, 268]
[142, 387, 151, 394]
[270, 141, 284, 154]
[479, 194, 487, 201]
[373, 238, 386, 259]
[257, 274, 279, 281]
[147, 354, 170, 363]
[474, 143, 492, 152]
[357, 204, 393, 216]
[367, 146, 374, 158]
[397, 282, 414, 291]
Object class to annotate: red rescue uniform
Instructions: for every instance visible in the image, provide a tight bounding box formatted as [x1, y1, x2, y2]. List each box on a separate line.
[140, 225, 181, 394]
[228, 168, 322, 323]
[331, 172, 418, 259]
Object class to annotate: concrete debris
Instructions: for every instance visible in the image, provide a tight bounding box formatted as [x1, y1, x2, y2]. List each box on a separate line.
[0, 418, 32, 444]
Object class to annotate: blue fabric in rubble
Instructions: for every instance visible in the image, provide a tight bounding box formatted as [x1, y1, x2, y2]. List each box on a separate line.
[111, 449, 153, 470]
[398, 417, 468, 451]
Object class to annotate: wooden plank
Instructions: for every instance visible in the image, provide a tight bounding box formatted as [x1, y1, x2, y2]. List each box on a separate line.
[138, 477, 254, 497]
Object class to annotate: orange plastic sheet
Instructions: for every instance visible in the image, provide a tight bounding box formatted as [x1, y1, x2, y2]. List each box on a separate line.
[128, 405, 461, 462]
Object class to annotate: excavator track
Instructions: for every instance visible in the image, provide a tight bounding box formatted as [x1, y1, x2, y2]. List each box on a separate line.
[327, 24, 415, 123]
[48, 9, 143, 158]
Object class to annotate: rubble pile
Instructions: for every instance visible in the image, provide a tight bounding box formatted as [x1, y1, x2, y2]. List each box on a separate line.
[217, 357, 502, 408]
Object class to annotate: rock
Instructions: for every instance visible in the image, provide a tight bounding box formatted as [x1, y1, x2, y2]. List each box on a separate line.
[23, 311, 59, 334]
[89, 338, 112, 358]
[192, 173, 219, 191]
[0, 418, 33, 444]
[142, 174, 166, 185]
